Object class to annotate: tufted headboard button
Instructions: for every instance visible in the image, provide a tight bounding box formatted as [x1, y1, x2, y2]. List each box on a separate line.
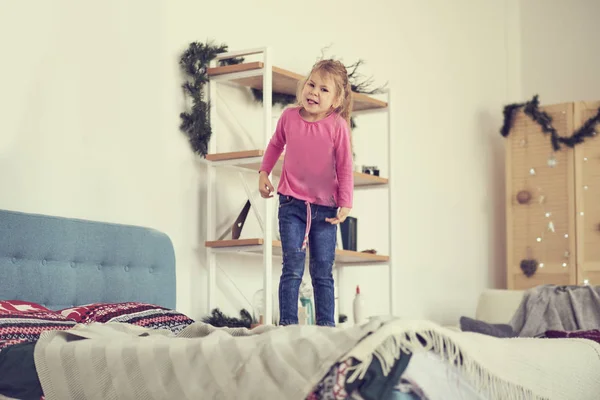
[97, 264, 102, 271]
[70, 262, 76, 268]
[11, 257, 16, 264]
[124, 266, 129, 272]
[148, 267, 154, 273]
[41, 259, 47, 266]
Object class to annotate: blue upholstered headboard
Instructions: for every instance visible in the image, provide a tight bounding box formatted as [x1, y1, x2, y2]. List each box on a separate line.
[0, 209, 176, 310]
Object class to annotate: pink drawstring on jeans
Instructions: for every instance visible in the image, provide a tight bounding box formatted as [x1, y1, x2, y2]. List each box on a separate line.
[302, 202, 311, 250]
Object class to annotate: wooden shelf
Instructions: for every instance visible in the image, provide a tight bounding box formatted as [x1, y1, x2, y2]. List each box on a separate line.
[353, 172, 388, 187]
[205, 150, 388, 187]
[205, 239, 389, 264]
[207, 62, 387, 112]
[204, 150, 264, 162]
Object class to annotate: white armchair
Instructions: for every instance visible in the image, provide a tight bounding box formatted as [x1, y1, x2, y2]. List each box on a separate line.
[474, 289, 525, 324]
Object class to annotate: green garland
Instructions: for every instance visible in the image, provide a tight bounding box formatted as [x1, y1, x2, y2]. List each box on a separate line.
[179, 41, 385, 155]
[249, 88, 297, 108]
[179, 42, 243, 157]
[501, 95, 600, 151]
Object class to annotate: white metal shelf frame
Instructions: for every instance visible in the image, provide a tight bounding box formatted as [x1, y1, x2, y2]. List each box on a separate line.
[336, 88, 395, 318]
[204, 47, 395, 324]
[207, 47, 273, 325]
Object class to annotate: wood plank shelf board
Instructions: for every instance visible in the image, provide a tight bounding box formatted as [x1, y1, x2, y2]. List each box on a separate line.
[353, 173, 388, 187]
[205, 150, 388, 187]
[204, 150, 264, 162]
[205, 239, 389, 264]
[207, 62, 387, 112]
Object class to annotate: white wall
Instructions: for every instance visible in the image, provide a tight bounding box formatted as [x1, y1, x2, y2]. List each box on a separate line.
[0, 0, 516, 325]
[520, 0, 600, 104]
[0, 0, 185, 303]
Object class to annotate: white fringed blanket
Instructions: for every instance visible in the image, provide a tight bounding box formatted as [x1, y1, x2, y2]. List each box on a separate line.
[342, 320, 600, 400]
[34, 319, 600, 400]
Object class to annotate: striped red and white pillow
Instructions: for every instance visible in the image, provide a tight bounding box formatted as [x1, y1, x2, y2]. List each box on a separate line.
[59, 302, 194, 334]
[0, 300, 76, 351]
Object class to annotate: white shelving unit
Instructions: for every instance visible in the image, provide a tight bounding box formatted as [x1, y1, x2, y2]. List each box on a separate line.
[203, 47, 394, 325]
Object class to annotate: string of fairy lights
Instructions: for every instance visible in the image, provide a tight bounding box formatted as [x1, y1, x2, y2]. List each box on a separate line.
[505, 99, 600, 285]
[518, 132, 597, 285]
[518, 130, 570, 278]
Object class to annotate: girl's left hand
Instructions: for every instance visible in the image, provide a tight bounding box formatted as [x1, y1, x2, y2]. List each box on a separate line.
[326, 207, 351, 225]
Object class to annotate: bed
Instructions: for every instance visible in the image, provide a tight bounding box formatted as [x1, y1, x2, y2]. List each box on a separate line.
[2, 208, 600, 400]
[0, 208, 185, 399]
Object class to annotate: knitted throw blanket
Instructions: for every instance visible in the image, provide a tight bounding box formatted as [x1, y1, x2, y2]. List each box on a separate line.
[510, 285, 600, 337]
[34, 320, 377, 400]
[34, 319, 600, 400]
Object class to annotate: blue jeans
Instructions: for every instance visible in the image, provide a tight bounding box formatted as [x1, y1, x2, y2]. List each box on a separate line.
[278, 194, 338, 327]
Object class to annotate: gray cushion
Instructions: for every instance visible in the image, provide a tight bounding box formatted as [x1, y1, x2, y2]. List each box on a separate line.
[460, 316, 516, 338]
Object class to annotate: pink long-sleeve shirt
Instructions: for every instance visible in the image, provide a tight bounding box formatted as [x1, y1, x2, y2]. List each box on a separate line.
[260, 107, 354, 208]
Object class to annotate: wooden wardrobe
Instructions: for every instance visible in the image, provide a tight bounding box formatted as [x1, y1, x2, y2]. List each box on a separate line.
[506, 101, 600, 290]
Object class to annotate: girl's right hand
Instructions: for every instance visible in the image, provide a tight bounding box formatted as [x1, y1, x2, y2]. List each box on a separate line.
[259, 171, 275, 198]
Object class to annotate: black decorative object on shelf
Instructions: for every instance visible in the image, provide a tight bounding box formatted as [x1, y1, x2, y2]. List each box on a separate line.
[501, 95, 600, 151]
[361, 166, 380, 176]
[179, 42, 244, 157]
[232, 200, 251, 240]
[340, 217, 357, 251]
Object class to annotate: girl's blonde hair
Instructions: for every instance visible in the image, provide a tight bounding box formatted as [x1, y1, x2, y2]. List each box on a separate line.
[296, 59, 353, 126]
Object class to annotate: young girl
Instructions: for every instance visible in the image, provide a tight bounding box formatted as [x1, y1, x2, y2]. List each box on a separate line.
[258, 59, 354, 327]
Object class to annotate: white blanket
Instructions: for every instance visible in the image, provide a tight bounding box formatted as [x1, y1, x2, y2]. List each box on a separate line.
[34, 318, 600, 400]
[342, 319, 600, 400]
[34, 320, 377, 400]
